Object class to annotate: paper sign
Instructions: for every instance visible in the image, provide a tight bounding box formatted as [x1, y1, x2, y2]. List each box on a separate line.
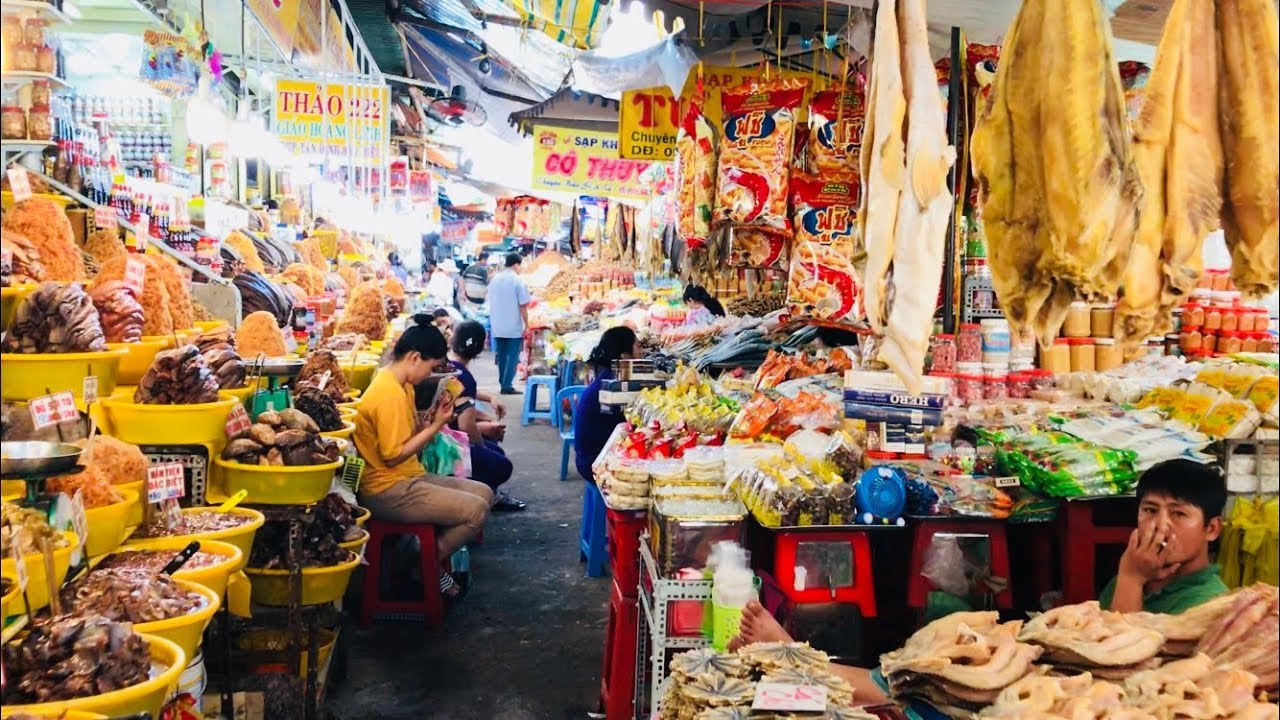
[7, 168, 32, 202]
[94, 206, 118, 230]
[225, 403, 252, 438]
[123, 257, 147, 294]
[83, 376, 99, 406]
[752, 683, 827, 712]
[993, 476, 1021, 488]
[29, 391, 78, 430]
[147, 462, 186, 503]
[12, 532, 28, 591]
[70, 491, 88, 552]
[136, 214, 151, 250]
[317, 370, 331, 391]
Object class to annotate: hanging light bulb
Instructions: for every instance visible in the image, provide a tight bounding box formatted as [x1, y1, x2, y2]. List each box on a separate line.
[186, 77, 226, 146]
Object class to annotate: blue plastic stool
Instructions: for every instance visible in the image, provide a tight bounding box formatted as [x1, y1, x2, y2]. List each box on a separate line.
[556, 384, 586, 481]
[520, 375, 558, 426]
[579, 480, 609, 577]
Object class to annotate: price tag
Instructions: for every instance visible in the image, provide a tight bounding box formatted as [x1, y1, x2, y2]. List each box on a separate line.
[225, 403, 252, 438]
[94, 206, 118, 230]
[317, 370, 332, 391]
[12, 532, 28, 591]
[83, 375, 99, 406]
[70, 491, 88, 552]
[993, 476, 1022, 488]
[752, 684, 827, 712]
[136, 213, 151, 250]
[7, 168, 32, 202]
[123, 256, 147, 295]
[146, 462, 187, 503]
[29, 391, 78, 430]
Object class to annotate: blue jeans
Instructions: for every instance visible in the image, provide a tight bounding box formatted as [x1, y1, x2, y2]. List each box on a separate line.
[494, 337, 522, 391]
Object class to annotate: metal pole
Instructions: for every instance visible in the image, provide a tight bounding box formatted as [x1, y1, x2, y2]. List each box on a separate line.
[940, 25, 962, 335]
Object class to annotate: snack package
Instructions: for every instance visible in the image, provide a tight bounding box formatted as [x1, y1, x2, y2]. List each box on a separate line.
[674, 99, 718, 250]
[785, 174, 862, 324]
[727, 226, 788, 269]
[714, 78, 809, 235]
[806, 88, 866, 175]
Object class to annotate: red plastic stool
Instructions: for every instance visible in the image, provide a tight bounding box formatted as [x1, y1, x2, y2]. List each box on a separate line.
[599, 580, 638, 720]
[1060, 497, 1137, 604]
[907, 518, 1012, 609]
[359, 520, 444, 629]
[606, 508, 647, 599]
[773, 529, 877, 617]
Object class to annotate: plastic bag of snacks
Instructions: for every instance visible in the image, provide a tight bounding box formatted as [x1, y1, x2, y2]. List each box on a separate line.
[806, 87, 866, 175]
[727, 226, 788, 269]
[714, 77, 809, 234]
[675, 98, 718, 250]
[785, 174, 863, 324]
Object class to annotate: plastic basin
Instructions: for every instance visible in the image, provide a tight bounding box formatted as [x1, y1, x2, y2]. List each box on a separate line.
[100, 395, 237, 445]
[215, 457, 343, 505]
[353, 506, 370, 527]
[219, 385, 255, 408]
[102, 538, 243, 597]
[139, 334, 178, 349]
[237, 628, 336, 677]
[1, 190, 73, 210]
[106, 339, 169, 386]
[338, 528, 369, 557]
[0, 530, 79, 614]
[83, 488, 140, 558]
[1, 634, 185, 718]
[194, 320, 229, 332]
[245, 552, 360, 606]
[116, 479, 145, 527]
[124, 507, 263, 565]
[2, 711, 106, 719]
[320, 421, 355, 441]
[340, 362, 378, 393]
[134, 580, 221, 661]
[1, 349, 126, 409]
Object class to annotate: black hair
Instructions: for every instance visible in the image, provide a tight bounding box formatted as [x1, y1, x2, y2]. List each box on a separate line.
[392, 314, 449, 360]
[431, 308, 450, 319]
[389, 252, 403, 266]
[683, 284, 725, 317]
[505, 252, 523, 268]
[588, 326, 639, 369]
[451, 320, 487, 360]
[1136, 459, 1227, 523]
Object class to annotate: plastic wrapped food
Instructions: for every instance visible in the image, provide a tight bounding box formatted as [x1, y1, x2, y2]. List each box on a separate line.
[62, 568, 203, 623]
[728, 227, 788, 269]
[675, 97, 718, 249]
[2, 281, 107, 353]
[1, 616, 150, 703]
[1, 503, 69, 557]
[1, 197, 84, 282]
[95, 254, 174, 336]
[715, 78, 809, 235]
[46, 464, 123, 508]
[238, 310, 288, 358]
[806, 87, 866, 175]
[988, 428, 1138, 498]
[785, 174, 862, 324]
[88, 280, 145, 343]
[131, 509, 253, 539]
[0, 228, 45, 284]
[97, 548, 225, 573]
[134, 344, 221, 404]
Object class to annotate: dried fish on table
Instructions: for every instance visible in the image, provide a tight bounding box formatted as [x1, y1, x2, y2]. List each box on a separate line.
[61, 568, 204, 623]
[1017, 601, 1164, 678]
[1, 615, 150, 703]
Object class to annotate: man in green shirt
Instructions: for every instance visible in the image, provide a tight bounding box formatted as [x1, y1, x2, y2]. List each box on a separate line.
[1099, 458, 1229, 614]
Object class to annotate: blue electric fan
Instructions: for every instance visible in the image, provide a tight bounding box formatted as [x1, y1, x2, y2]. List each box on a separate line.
[855, 466, 908, 524]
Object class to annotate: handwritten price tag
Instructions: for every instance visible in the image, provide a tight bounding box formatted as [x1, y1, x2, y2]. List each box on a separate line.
[123, 257, 147, 295]
[7, 168, 32, 202]
[29, 391, 78, 430]
[94, 206, 118, 230]
[752, 683, 827, 712]
[12, 532, 28, 591]
[147, 462, 186, 503]
[225, 403, 252, 438]
[83, 375, 99, 406]
[70, 491, 88, 550]
[135, 214, 151, 250]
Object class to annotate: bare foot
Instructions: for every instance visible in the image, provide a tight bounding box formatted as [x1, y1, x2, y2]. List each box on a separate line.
[727, 600, 794, 651]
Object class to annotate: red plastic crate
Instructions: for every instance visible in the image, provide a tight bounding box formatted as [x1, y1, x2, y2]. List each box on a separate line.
[606, 507, 647, 598]
[600, 580, 638, 720]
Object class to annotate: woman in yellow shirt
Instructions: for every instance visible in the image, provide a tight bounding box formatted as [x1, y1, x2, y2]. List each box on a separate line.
[353, 315, 492, 591]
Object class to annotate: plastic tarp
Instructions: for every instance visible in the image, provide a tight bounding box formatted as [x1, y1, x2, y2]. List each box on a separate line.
[571, 35, 698, 98]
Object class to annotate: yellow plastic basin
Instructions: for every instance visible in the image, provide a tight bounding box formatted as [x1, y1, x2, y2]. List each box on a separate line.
[134, 580, 221, 661]
[100, 395, 237, 445]
[320, 421, 355, 441]
[0, 530, 80, 614]
[125, 507, 263, 565]
[1, 634, 185, 718]
[116, 479, 145, 527]
[338, 528, 369, 556]
[338, 406, 357, 421]
[194, 320, 229, 333]
[236, 628, 336, 677]
[139, 334, 178, 349]
[1, 349, 126, 409]
[215, 457, 343, 505]
[83, 488, 140, 558]
[1, 190, 73, 210]
[353, 506, 370, 527]
[103, 538, 243, 597]
[246, 552, 359, 606]
[2, 711, 106, 719]
[106, 339, 169, 386]
[219, 385, 255, 408]
[1, 283, 36, 332]
[1, 572, 17, 619]
[341, 362, 378, 393]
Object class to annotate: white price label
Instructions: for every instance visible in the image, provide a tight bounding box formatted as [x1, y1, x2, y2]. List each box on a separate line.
[83, 375, 99, 406]
[12, 531, 29, 591]
[225, 403, 252, 438]
[993, 476, 1022, 488]
[94, 206, 118, 230]
[146, 462, 186, 503]
[752, 684, 827, 712]
[136, 214, 151, 250]
[317, 370, 332, 391]
[7, 168, 32, 202]
[123, 257, 147, 295]
[70, 491, 88, 551]
[29, 391, 78, 430]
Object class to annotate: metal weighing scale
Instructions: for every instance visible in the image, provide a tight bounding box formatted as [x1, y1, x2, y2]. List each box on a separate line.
[0, 441, 85, 516]
[248, 357, 306, 420]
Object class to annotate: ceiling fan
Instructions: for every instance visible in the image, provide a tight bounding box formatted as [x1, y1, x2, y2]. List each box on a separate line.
[427, 85, 487, 127]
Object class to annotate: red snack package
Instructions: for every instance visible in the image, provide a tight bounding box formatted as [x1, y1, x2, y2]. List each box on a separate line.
[786, 173, 863, 324]
[806, 87, 866, 175]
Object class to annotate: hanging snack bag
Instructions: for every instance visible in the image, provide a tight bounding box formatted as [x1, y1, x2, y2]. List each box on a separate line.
[786, 173, 863, 324]
[674, 99, 718, 250]
[806, 87, 866, 175]
[714, 77, 809, 235]
[728, 227, 788, 269]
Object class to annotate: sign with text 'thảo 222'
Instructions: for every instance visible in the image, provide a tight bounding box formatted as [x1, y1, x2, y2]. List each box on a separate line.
[530, 126, 653, 202]
[274, 79, 390, 164]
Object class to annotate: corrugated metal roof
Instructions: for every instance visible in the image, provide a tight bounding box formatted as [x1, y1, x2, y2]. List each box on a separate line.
[346, 0, 407, 75]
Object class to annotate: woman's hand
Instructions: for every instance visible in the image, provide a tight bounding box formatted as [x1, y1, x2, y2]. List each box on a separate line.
[494, 402, 507, 420]
[432, 399, 456, 428]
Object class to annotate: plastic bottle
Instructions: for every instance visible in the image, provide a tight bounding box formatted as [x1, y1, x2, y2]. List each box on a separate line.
[709, 541, 756, 651]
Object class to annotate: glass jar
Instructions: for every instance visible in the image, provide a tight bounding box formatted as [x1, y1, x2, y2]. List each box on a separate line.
[1219, 331, 1242, 355]
[1, 105, 25, 139]
[1145, 336, 1166, 357]
[1180, 327, 1203, 353]
[2, 16, 23, 49]
[957, 324, 982, 363]
[1165, 333, 1180, 357]
[1183, 303, 1205, 328]
[24, 19, 45, 47]
[1221, 306, 1240, 333]
[1203, 333, 1217, 353]
[1042, 338, 1071, 374]
[1091, 305, 1115, 338]
[985, 375, 1009, 400]
[35, 43, 54, 74]
[13, 43, 37, 72]
[1243, 334, 1260, 353]
[27, 103, 51, 140]
[1069, 338, 1096, 372]
[1063, 301, 1091, 338]
[956, 374, 985, 404]
[929, 334, 957, 375]
[30, 79, 50, 107]
[1204, 305, 1223, 332]
[1095, 338, 1122, 371]
[1008, 371, 1032, 399]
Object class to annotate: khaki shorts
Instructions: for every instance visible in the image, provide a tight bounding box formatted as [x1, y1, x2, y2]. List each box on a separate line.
[359, 474, 492, 529]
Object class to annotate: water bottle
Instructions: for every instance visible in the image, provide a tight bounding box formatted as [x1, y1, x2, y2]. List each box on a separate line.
[710, 542, 756, 651]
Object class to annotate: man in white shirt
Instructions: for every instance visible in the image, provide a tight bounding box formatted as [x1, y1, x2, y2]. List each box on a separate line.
[487, 253, 531, 394]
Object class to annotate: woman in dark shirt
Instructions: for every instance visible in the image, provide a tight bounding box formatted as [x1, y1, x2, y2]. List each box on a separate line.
[574, 326, 642, 483]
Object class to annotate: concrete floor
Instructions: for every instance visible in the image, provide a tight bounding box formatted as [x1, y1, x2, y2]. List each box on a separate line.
[327, 354, 611, 720]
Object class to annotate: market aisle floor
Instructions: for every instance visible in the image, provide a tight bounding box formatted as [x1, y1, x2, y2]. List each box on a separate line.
[328, 353, 611, 720]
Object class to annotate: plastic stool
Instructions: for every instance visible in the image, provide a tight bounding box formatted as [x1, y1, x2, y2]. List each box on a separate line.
[521, 375, 558, 426]
[599, 580, 638, 720]
[773, 529, 877, 617]
[907, 518, 1012, 609]
[557, 384, 586, 481]
[579, 480, 609, 578]
[1060, 496, 1138, 604]
[359, 520, 444, 629]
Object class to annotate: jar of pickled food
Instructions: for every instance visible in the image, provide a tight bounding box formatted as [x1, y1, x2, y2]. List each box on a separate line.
[1, 105, 25, 139]
[985, 375, 1009, 400]
[27, 103, 51, 140]
[1180, 327, 1203, 353]
[1203, 333, 1218, 353]
[1204, 305, 1224, 331]
[1095, 338, 1122, 371]
[1008, 371, 1032, 399]
[35, 43, 54, 74]
[1221, 306, 1240, 333]
[1243, 334, 1260, 353]
[1042, 338, 1071, 374]
[30, 79, 50, 107]
[2, 16, 22, 49]
[1091, 305, 1115, 338]
[929, 334, 957, 374]
[957, 324, 982, 363]
[1069, 338, 1097, 372]
[13, 43, 37, 72]
[956, 374, 985, 403]
[1219, 331, 1243, 355]
[1183, 303, 1205, 328]
[1063, 301, 1091, 338]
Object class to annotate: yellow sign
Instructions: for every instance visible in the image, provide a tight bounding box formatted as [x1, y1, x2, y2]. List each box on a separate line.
[619, 66, 829, 160]
[273, 79, 390, 163]
[292, 0, 355, 72]
[530, 126, 655, 201]
[246, 0, 301, 56]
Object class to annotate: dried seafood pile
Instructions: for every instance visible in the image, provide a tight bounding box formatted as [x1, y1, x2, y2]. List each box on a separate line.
[2, 281, 106, 353]
[1018, 601, 1165, 679]
[725, 293, 784, 318]
[221, 408, 340, 466]
[193, 326, 247, 389]
[662, 643, 875, 720]
[293, 386, 344, 431]
[46, 464, 123, 508]
[249, 493, 360, 569]
[294, 348, 350, 402]
[61, 568, 204, 623]
[88, 280, 144, 343]
[131, 508, 253, 539]
[238, 310, 288, 358]
[97, 548, 226, 573]
[1, 503, 69, 557]
[335, 282, 388, 339]
[1, 197, 85, 282]
[83, 226, 127, 266]
[234, 271, 295, 327]
[1, 228, 45, 285]
[279, 262, 326, 296]
[322, 333, 370, 352]
[134, 345, 221, 404]
[1, 616, 150, 703]
[384, 277, 406, 316]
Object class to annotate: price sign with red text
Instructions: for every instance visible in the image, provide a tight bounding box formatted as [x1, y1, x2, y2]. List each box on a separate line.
[95, 206, 118, 230]
[29, 391, 78, 430]
[225, 403, 252, 438]
[83, 376, 99, 406]
[7, 168, 32, 201]
[135, 214, 151, 250]
[123, 257, 147, 294]
[530, 125, 655, 201]
[752, 683, 827, 712]
[147, 462, 186, 503]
